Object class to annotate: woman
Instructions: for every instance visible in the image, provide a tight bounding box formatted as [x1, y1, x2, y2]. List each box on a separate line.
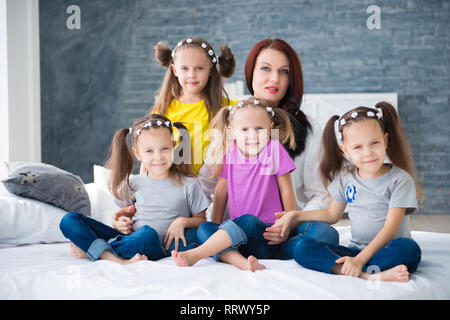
[245, 38, 339, 257]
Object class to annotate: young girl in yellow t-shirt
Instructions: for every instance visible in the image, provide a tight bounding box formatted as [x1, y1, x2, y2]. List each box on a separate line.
[151, 37, 237, 178]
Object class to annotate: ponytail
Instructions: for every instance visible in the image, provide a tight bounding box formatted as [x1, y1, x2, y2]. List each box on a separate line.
[105, 128, 135, 201]
[208, 106, 232, 179]
[375, 102, 424, 205]
[320, 115, 348, 187]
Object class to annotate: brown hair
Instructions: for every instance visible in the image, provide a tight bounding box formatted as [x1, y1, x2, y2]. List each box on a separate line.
[320, 102, 424, 205]
[208, 97, 296, 178]
[151, 37, 236, 121]
[105, 114, 195, 200]
[244, 38, 311, 158]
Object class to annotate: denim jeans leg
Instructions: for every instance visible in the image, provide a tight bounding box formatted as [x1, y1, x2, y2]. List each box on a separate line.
[110, 225, 165, 261]
[232, 214, 277, 259]
[277, 221, 340, 260]
[364, 238, 422, 273]
[167, 228, 201, 255]
[294, 238, 358, 274]
[197, 222, 220, 245]
[59, 212, 120, 260]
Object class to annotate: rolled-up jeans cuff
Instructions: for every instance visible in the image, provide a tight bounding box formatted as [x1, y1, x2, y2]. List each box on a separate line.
[212, 219, 248, 261]
[86, 238, 114, 261]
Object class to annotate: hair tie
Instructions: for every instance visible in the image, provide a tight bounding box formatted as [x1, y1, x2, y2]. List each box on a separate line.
[334, 119, 342, 141]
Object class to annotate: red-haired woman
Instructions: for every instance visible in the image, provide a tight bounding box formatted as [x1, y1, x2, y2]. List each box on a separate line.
[245, 39, 339, 257]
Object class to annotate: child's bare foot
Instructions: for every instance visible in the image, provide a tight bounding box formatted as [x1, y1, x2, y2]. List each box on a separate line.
[122, 253, 148, 265]
[70, 243, 87, 259]
[247, 255, 266, 272]
[171, 250, 200, 267]
[364, 264, 410, 282]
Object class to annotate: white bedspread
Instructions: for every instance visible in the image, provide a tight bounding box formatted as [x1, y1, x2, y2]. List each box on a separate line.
[1, 226, 449, 300]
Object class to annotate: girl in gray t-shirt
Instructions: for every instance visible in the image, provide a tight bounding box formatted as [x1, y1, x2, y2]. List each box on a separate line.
[60, 114, 209, 264]
[268, 102, 423, 282]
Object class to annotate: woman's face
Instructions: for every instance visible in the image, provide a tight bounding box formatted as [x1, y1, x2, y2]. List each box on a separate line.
[251, 48, 290, 107]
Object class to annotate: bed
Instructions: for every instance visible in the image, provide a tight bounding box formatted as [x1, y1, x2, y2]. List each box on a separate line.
[1, 93, 449, 300]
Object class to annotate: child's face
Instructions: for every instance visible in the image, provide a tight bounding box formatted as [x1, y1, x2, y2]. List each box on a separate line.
[229, 107, 274, 158]
[251, 48, 290, 107]
[171, 47, 212, 99]
[339, 119, 389, 179]
[133, 128, 174, 180]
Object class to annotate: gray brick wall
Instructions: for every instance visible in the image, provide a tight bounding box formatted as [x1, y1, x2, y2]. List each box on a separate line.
[40, 0, 449, 214]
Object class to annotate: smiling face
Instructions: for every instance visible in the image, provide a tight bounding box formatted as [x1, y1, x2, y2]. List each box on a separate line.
[339, 119, 389, 179]
[229, 106, 274, 158]
[171, 47, 212, 102]
[133, 128, 174, 180]
[251, 48, 290, 107]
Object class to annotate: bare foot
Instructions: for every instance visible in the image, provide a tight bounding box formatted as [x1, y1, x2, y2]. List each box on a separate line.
[247, 255, 266, 272]
[70, 243, 88, 259]
[171, 250, 199, 267]
[363, 265, 410, 282]
[122, 253, 148, 265]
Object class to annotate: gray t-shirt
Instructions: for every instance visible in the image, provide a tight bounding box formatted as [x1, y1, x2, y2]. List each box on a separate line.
[115, 174, 210, 243]
[328, 165, 418, 250]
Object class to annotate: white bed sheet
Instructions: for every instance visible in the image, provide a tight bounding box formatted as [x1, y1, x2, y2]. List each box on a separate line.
[1, 226, 449, 300]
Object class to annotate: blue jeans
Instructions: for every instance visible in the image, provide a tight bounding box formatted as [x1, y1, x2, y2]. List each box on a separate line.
[59, 212, 199, 261]
[197, 214, 340, 261]
[294, 237, 421, 274]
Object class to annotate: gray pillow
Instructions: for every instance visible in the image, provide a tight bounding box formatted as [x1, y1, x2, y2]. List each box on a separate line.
[1, 161, 91, 216]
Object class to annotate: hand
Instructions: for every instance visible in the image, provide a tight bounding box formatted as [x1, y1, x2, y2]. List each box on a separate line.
[113, 216, 133, 235]
[140, 162, 147, 174]
[335, 256, 364, 278]
[263, 211, 296, 244]
[164, 218, 187, 251]
[113, 205, 135, 221]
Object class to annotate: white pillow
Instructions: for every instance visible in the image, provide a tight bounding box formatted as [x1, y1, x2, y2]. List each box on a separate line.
[85, 182, 120, 227]
[91, 165, 129, 225]
[0, 189, 69, 245]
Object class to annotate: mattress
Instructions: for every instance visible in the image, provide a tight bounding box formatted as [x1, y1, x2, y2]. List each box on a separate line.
[1, 226, 449, 300]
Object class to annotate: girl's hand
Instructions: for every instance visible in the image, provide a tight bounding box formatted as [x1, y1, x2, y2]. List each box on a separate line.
[165, 218, 187, 252]
[263, 211, 295, 245]
[335, 256, 364, 278]
[113, 216, 133, 235]
[113, 205, 136, 221]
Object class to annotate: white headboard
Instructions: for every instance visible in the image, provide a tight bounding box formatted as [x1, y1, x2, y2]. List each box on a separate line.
[224, 80, 398, 131]
[300, 93, 398, 130]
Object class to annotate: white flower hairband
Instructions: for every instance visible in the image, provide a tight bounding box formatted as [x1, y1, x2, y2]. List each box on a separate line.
[171, 38, 218, 64]
[228, 99, 275, 117]
[134, 120, 172, 136]
[335, 107, 383, 141]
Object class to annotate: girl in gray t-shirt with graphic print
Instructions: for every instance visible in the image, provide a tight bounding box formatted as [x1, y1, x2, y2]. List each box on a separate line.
[269, 102, 423, 282]
[60, 114, 209, 264]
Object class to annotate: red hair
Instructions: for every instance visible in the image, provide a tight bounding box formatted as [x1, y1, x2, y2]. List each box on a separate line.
[244, 38, 304, 114]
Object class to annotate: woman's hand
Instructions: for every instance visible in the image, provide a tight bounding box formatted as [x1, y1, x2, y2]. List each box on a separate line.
[165, 218, 187, 251]
[335, 256, 364, 278]
[263, 211, 297, 245]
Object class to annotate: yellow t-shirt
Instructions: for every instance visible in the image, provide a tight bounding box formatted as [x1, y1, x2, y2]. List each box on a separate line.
[164, 97, 237, 174]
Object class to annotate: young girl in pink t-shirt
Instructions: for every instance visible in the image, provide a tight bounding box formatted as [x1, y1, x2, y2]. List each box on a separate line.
[171, 97, 297, 270]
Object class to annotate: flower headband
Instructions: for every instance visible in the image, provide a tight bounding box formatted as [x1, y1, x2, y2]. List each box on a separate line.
[228, 99, 275, 117]
[132, 120, 173, 137]
[335, 107, 383, 141]
[171, 38, 218, 64]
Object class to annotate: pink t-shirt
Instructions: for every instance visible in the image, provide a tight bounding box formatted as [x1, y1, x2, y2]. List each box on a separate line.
[220, 140, 296, 224]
